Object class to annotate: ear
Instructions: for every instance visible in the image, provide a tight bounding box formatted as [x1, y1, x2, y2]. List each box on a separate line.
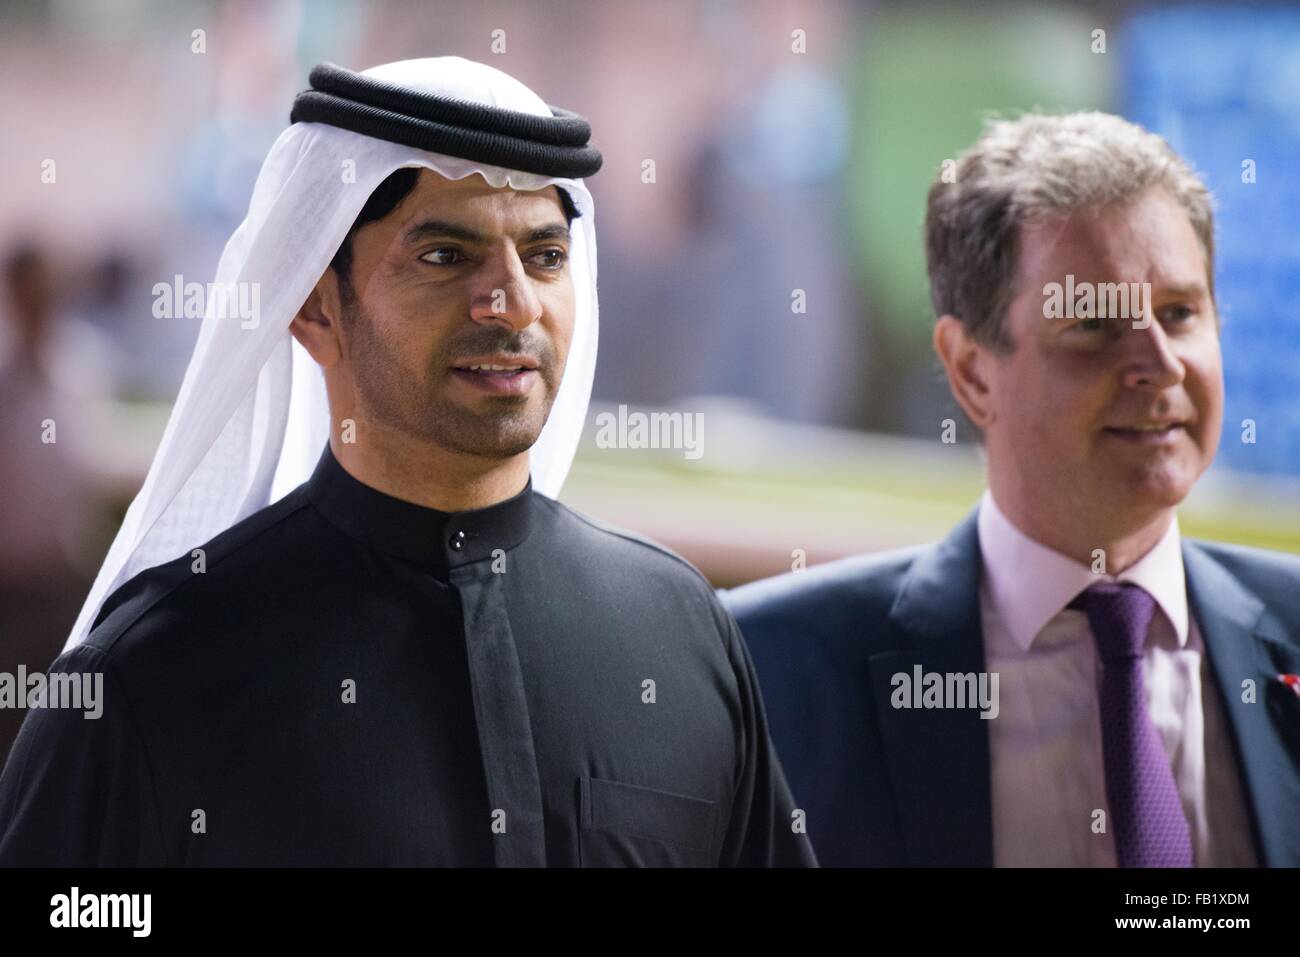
[933, 314, 997, 430]
[290, 268, 346, 368]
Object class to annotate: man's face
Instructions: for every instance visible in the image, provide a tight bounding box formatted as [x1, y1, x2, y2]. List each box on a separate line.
[986, 186, 1223, 528]
[337, 170, 576, 459]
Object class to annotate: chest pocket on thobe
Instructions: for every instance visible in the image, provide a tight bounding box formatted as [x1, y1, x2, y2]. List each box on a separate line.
[577, 775, 718, 867]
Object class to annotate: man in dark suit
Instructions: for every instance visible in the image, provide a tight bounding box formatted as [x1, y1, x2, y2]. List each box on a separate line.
[723, 111, 1300, 867]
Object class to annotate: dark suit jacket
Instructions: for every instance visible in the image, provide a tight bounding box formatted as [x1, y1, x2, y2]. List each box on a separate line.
[722, 506, 1300, 866]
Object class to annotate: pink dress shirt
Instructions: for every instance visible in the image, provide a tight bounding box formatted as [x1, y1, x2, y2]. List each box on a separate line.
[976, 490, 1257, 866]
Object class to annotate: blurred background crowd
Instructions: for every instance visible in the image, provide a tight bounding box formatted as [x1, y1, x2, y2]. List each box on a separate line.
[2, 0, 1299, 759]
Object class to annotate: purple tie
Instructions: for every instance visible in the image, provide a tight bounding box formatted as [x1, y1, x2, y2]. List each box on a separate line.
[1079, 582, 1193, 867]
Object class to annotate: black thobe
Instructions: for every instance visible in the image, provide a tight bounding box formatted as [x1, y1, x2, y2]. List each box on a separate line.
[0, 444, 816, 867]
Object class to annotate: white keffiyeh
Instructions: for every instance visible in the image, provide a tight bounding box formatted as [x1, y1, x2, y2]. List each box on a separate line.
[64, 57, 599, 651]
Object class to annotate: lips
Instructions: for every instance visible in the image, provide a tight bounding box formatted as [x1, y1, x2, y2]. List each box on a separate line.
[1103, 422, 1187, 444]
[451, 354, 539, 373]
[1110, 423, 1180, 431]
[449, 355, 540, 397]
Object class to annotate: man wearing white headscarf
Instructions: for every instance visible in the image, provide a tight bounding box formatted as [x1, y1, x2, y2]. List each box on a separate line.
[0, 58, 816, 867]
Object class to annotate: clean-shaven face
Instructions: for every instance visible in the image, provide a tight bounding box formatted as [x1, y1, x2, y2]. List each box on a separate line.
[986, 186, 1224, 528]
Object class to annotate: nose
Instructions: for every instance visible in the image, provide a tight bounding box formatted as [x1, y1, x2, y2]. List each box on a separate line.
[467, 244, 543, 332]
[1121, 312, 1185, 390]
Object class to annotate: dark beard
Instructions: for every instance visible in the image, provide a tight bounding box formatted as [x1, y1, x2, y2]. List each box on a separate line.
[341, 295, 559, 458]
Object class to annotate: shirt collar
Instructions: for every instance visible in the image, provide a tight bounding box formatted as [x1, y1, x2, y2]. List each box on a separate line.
[977, 488, 1189, 652]
[305, 442, 534, 578]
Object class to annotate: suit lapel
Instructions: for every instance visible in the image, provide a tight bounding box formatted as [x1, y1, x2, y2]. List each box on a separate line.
[871, 507, 993, 866]
[1184, 543, 1300, 866]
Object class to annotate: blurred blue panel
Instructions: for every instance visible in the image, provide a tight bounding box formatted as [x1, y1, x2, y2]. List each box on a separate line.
[1123, 7, 1300, 477]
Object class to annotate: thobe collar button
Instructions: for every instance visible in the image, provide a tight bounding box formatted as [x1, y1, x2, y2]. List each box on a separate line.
[305, 442, 534, 579]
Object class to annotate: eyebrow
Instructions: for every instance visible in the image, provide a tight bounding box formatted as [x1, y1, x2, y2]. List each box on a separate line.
[1154, 282, 1209, 299]
[401, 219, 571, 246]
